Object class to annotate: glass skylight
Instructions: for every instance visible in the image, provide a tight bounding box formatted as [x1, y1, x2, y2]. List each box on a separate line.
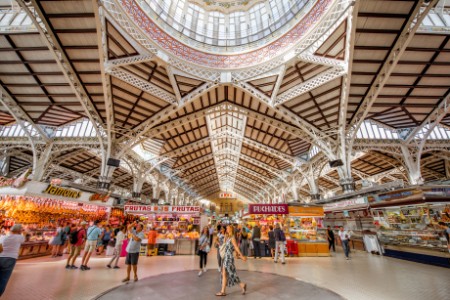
[140, 0, 312, 52]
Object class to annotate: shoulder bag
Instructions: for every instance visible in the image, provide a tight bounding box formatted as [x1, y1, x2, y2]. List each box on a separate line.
[219, 241, 227, 259]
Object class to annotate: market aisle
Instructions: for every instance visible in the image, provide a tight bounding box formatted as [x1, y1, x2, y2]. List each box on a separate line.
[4, 251, 450, 300]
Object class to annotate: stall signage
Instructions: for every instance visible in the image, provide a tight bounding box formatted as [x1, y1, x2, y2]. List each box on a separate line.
[288, 206, 324, 216]
[219, 192, 234, 198]
[89, 192, 111, 202]
[323, 197, 368, 211]
[375, 189, 421, 202]
[43, 184, 81, 199]
[248, 204, 288, 214]
[124, 205, 200, 214]
[0, 176, 29, 188]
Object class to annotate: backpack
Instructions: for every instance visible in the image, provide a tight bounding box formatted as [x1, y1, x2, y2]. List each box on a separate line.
[70, 230, 80, 244]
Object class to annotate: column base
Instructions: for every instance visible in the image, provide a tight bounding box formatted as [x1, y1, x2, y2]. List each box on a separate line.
[310, 194, 321, 201]
[340, 178, 355, 193]
[97, 180, 111, 190]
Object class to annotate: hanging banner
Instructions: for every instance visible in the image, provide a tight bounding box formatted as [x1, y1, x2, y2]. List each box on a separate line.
[124, 205, 201, 214]
[288, 206, 324, 216]
[323, 197, 368, 211]
[248, 204, 288, 214]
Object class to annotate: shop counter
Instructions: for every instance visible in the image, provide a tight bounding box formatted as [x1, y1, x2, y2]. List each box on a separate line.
[175, 238, 198, 255]
[18, 240, 51, 260]
[382, 244, 450, 268]
[297, 241, 330, 257]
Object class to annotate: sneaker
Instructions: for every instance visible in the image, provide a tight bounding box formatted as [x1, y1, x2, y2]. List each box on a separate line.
[80, 265, 85, 271]
[198, 271, 202, 276]
[203, 267, 207, 272]
[281, 262, 286, 265]
[65, 265, 71, 269]
[274, 260, 277, 263]
[346, 257, 349, 260]
[70, 265, 78, 269]
[113, 266, 120, 269]
[107, 265, 111, 268]
[84, 265, 91, 270]
[218, 267, 221, 272]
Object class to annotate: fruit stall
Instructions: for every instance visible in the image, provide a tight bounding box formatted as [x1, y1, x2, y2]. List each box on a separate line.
[0, 180, 113, 259]
[124, 204, 201, 255]
[287, 204, 330, 257]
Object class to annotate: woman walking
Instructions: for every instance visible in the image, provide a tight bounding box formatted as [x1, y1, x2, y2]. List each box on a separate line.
[198, 227, 210, 276]
[216, 225, 247, 296]
[107, 225, 126, 269]
[50, 224, 64, 257]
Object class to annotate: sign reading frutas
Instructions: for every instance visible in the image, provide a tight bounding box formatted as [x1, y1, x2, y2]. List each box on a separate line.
[124, 205, 200, 214]
[89, 192, 111, 202]
[43, 184, 81, 199]
[248, 204, 289, 215]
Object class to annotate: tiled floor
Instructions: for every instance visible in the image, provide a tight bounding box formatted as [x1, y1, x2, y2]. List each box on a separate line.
[4, 250, 450, 300]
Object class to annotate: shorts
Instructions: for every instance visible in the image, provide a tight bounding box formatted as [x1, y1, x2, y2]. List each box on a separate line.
[84, 240, 97, 253]
[125, 252, 139, 265]
[70, 245, 82, 257]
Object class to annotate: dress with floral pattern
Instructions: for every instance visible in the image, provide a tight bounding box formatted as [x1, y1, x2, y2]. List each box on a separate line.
[220, 238, 241, 287]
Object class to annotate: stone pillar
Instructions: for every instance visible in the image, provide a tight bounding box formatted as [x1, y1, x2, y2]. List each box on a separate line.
[401, 145, 423, 185]
[0, 156, 10, 176]
[32, 143, 54, 182]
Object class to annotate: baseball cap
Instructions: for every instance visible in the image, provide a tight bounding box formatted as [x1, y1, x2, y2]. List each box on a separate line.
[80, 221, 88, 225]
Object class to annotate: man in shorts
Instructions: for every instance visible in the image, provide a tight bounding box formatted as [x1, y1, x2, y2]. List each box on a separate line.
[81, 220, 102, 270]
[123, 222, 145, 282]
[66, 221, 87, 269]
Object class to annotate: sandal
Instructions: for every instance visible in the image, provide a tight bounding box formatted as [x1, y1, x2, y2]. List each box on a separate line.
[122, 278, 130, 283]
[134, 277, 139, 282]
[242, 283, 247, 295]
[215, 292, 227, 296]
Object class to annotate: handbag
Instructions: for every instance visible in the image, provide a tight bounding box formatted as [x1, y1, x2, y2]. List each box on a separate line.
[219, 243, 226, 259]
[205, 245, 211, 253]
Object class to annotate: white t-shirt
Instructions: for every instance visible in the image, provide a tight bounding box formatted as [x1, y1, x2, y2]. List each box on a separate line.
[338, 230, 351, 241]
[115, 231, 125, 246]
[0, 234, 25, 259]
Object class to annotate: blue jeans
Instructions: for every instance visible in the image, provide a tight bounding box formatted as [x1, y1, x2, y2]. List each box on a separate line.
[0, 257, 17, 296]
[342, 240, 349, 258]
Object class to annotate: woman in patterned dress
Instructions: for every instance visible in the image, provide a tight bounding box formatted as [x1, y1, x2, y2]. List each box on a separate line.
[216, 226, 247, 296]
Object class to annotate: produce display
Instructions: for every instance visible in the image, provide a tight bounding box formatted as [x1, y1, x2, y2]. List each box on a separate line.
[374, 204, 449, 252]
[287, 216, 326, 241]
[0, 195, 108, 225]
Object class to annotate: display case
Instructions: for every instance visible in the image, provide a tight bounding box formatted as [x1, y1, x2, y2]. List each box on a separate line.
[373, 204, 450, 268]
[18, 229, 55, 260]
[287, 216, 329, 257]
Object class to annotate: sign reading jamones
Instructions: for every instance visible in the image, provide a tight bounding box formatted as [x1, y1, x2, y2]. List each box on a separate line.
[125, 205, 200, 214]
[248, 204, 288, 215]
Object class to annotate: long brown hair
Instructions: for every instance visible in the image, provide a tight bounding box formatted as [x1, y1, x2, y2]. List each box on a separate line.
[225, 225, 235, 239]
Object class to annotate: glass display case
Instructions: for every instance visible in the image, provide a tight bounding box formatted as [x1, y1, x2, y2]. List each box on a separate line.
[287, 216, 329, 256]
[373, 204, 450, 267]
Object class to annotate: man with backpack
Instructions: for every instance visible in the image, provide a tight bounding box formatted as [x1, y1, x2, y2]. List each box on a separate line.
[66, 221, 87, 269]
[274, 223, 286, 264]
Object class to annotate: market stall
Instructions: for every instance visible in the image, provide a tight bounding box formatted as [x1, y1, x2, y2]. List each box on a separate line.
[287, 205, 329, 257]
[0, 180, 113, 259]
[323, 197, 379, 253]
[124, 204, 201, 255]
[244, 204, 289, 257]
[370, 187, 450, 268]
